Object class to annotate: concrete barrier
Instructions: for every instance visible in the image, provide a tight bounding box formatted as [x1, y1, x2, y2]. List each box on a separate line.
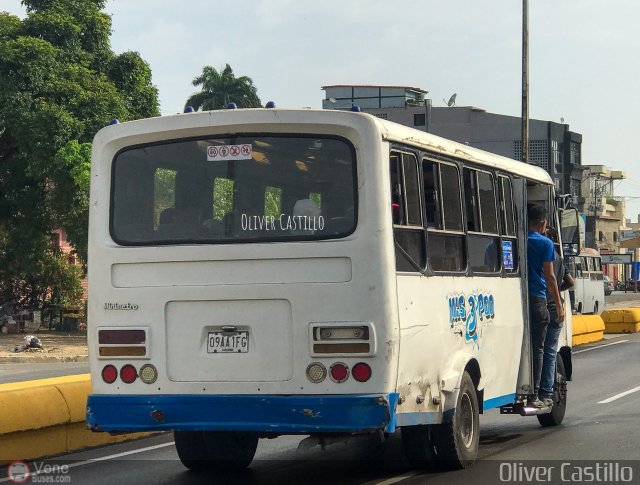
[572, 314, 605, 346]
[601, 307, 640, 334]
[0, 374, 150, 464]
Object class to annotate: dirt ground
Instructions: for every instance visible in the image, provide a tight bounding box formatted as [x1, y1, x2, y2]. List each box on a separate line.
[0, 331, 88, 362]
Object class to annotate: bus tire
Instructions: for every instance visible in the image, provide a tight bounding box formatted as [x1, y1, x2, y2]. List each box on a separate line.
[175, 430, 259, 471]
[174, 430, 211, 471]
[431, 371, 479, 470]
[537, 355, 567, 427]
[401, 424, 439, 470]
[202, 431, 259, 470]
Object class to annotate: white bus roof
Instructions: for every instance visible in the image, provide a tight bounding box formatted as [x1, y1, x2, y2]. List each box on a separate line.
[95, 108, 553, 184]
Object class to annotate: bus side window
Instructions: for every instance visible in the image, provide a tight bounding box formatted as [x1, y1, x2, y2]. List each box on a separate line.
[499, 176, 518, 274]
[424, 160, 466, 273]
[463, 168, 500, 273]
[390, 151, 426, 271]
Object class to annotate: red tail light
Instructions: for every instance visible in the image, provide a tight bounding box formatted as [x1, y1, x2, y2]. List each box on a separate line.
[120, 364, 137, 384]
[101, 365, 117, 384]
[352, 363, 372, 382]
[329, 363, 349, 383]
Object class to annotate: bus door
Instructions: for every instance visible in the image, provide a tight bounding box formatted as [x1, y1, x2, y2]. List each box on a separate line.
[512, 177, 533, 397]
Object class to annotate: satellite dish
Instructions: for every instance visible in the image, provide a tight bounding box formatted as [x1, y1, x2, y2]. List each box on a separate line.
[443, 93, 457, 107]
[329, 97, 337, 103]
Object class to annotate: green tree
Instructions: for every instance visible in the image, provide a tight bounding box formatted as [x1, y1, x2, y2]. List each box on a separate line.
[0, 0, 159, 306]
[186, 64, 261, 110]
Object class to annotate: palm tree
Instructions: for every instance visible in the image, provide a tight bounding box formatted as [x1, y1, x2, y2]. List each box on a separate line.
[185, 64, 261, 110]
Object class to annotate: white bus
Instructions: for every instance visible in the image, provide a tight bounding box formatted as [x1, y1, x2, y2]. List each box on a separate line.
[568, 251, 605, 314]
[86, 108, 578, 470]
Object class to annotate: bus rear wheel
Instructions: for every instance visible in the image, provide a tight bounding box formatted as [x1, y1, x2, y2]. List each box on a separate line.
[537, 354, 567, 427]
[431, 371, 480, 469]
[401, 371, 479, 470]
[175, 430, 259, 471]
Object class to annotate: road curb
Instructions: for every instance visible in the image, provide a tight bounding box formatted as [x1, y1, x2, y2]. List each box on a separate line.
[0, 374, 150, 463]
[601, 307, 640, 334]
[572, 315, 605, 346]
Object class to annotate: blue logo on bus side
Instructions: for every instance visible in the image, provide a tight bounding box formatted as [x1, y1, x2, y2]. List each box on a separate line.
[448, 292, 495, 344]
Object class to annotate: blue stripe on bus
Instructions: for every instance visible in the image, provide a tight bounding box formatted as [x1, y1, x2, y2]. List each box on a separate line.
[86, 393, 400, 434]
[483, 393, 516, 410]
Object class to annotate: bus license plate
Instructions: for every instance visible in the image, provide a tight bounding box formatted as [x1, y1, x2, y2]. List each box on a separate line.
[207, 331, 249, 353]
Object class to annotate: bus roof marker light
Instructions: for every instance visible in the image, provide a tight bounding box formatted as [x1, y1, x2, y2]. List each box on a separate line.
[184, 105, 195, 113]
[227, 102, 238, 110]
[350, 105, 361, 112]
[109, 118, 119, 125]
[265, 101, 276, 108]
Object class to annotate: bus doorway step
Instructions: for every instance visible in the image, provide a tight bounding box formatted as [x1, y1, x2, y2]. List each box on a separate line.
[500, 402, 552, 416]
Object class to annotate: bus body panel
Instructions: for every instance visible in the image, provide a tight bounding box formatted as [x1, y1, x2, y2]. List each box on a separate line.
[395, 274, 522, 419]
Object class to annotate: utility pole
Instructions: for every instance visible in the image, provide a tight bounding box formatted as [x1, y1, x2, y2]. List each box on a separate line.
[521, 0, 529, 164]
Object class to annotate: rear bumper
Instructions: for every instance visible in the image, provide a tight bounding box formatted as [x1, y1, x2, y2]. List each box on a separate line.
[86, 393, 399, 434]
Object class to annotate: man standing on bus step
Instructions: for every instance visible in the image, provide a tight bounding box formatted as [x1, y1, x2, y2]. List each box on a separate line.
[539, 227, 574, 407]
[527, 204, 565, 408]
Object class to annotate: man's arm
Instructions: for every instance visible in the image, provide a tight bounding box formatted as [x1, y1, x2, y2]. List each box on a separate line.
[560, 273, 575, 292]
[544, 261, 565, 322]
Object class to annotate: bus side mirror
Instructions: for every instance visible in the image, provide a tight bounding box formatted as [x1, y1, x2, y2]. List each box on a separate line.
[560, 207, 581, 255]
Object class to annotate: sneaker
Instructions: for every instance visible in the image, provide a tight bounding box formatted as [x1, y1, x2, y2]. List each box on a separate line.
[539, 397, 554, 407]
[527, 397, 544, 408]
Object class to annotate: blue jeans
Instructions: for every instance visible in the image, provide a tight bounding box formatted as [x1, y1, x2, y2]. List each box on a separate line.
[539, 322, 562, 398]
[529, 297, 550, 394]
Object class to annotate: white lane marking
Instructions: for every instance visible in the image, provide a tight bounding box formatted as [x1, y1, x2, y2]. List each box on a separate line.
[598, 385, 640, 404]
[0, 441, 175, 483]
[573, 339, 629, 354]
[368, 472, 421, 485]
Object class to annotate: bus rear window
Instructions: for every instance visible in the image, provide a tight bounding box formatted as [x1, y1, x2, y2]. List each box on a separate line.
[110, 135, 357, 244]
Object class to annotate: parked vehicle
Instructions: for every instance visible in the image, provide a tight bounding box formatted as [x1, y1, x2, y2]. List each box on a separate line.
[567, 252, 605, 314]
[603, 275, 613, 295]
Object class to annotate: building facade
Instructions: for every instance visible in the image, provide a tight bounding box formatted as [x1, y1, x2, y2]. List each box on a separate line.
[322, 85, 584, 200]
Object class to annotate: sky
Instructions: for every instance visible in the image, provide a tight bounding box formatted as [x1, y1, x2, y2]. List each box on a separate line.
[3, 0, 640, 217]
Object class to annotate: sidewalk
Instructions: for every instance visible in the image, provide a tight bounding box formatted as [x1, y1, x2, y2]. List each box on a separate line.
[0, 331, 88, 363]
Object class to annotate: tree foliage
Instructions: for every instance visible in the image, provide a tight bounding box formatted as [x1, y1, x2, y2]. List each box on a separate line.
[186, 64, 261, 110]
[0, 0, 159, 306]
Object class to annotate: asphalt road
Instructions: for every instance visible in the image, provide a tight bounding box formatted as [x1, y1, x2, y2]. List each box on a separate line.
[0, 362, 89, 384]
[3, 332, 638, 485]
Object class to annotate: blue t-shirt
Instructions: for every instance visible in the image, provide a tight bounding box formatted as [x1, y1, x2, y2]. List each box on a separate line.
[527, 230, 555, 298]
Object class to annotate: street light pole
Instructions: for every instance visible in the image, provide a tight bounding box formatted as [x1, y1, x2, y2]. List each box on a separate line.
[521, 0, 529, 164]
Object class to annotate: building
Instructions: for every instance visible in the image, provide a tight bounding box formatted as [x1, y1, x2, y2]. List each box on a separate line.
[579, 165, 626, 249]
[321, 84, 584, 200]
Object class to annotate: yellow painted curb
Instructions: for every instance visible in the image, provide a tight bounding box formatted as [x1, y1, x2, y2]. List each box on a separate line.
[0, 374, 152, 463]
[601, 307, 640, 334]
[604, 321, 640, 334]
[572, 315, 605, 346]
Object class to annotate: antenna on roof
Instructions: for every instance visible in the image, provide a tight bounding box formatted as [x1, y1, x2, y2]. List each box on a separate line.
[443, 93, 457, 107]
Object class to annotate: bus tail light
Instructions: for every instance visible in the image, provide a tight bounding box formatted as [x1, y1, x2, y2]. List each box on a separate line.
[101, 364, 117, 384]
[97, 328, 148, 359]
[352, 363, 372, 382]
[306, 363, 327, 383]
[139, 364, 158, 384]
[310, 324, 374, 356]
[329, 363, 349, 383]
[120, 364, 138, 384]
